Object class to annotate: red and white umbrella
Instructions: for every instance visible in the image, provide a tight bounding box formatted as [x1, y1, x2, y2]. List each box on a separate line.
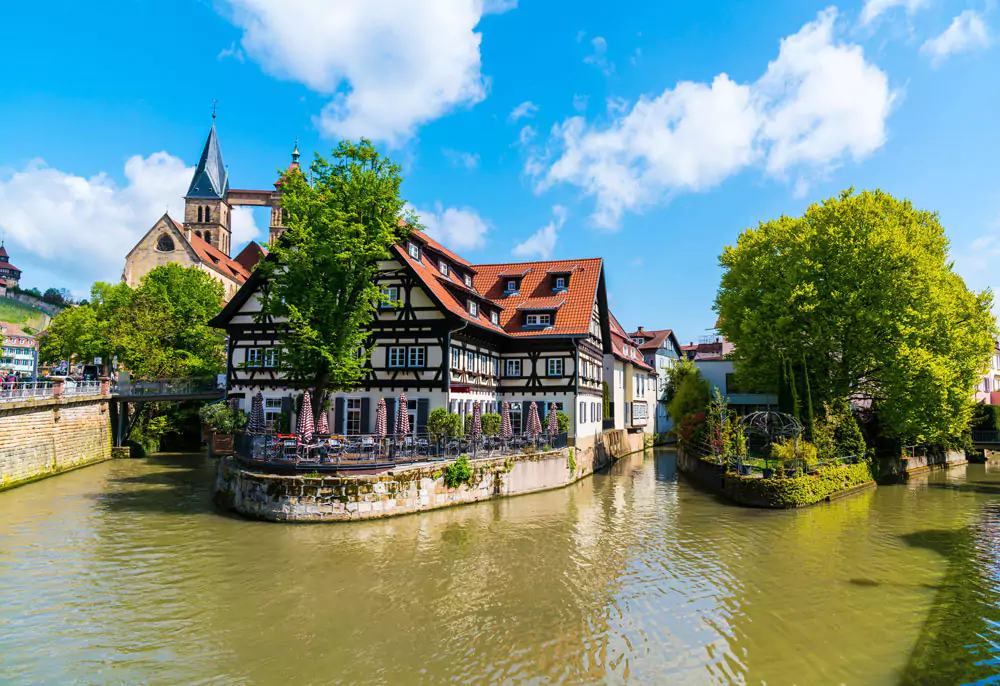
[247, 391, 266, 434]
[546, 404, 559, 438]
[500, 401, 513, 440]
[375, 398, 388, 439]
[395, 392, 410, 437]
[298, 390, 315, 444]
[316, 403, 329, 434]
[526, 401, 542, 438]
[471, 400, 482, 442]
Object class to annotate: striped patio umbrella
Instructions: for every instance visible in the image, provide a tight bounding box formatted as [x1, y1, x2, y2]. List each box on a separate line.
[315, 404, 329, 434]
[546, 404, 559, 439]
[500, 401, 513, 440]
[247, 391, 266, 434]
[297, 390, 315, 444]
[395, 392, 410, 437]
[375, 398, 388, 439]
[471, 400, 482, 442]
[526, 401, 542, 438]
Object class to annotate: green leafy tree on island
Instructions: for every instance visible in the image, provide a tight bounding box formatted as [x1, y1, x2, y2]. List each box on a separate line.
[255, 139, 415, 421]
[715, 189, 997, 445]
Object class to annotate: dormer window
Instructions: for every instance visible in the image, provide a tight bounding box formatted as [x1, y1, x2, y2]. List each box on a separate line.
[554, 276, 567, 290]
[525, 313, 551, 327]
[490, 310, 499, 325]
[468, 300, 478, 317]
[439, 260, 449, 277]
[505, 279, 520, 294]
[407, 242, 420, 260]
[464, 274, 473, 288]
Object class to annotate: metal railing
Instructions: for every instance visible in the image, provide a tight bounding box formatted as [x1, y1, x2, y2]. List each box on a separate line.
[0, 381, 54, 403]
[63, 380, 102, 397]
[233, 430, 570, 472]
[688, 435, 864, 478]
[973, 431, 1000, 444]
[112, 377, 220, 397]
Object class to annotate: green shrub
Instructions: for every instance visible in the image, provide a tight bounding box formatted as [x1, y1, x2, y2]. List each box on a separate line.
[443, 455, 473, 488]
[199, 402, 247, 434]
[567, 447, 577, 473]
[544, 410, 570, 434]
[770, 437, 818, 466]
[724, 460, 875, 508]
[972, 403, 1000, 432]
[428, 408, 462, 441]
[481, 413, 501, 436]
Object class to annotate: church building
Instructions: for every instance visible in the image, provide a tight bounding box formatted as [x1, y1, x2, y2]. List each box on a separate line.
[122, 120, 295, 301]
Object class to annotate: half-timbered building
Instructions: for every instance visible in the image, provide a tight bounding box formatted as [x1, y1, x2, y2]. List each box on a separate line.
[210, 228, 617, 448]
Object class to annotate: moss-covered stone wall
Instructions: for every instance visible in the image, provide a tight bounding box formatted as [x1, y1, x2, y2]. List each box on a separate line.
[0, 395, 112, 491]
[216, 444, 614, 522]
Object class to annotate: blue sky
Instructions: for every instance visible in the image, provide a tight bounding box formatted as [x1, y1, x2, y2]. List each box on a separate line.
[0, 0, 996, 342]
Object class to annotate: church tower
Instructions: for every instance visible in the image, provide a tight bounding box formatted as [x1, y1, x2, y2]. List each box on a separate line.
[184, 120, 233, 256]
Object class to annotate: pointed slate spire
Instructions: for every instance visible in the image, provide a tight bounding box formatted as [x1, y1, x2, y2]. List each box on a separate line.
[186, 124, 229, 199]
[291, 138, 300, 164]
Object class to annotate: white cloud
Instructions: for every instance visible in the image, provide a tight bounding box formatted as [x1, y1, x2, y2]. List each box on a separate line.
[442, 149, 480, 170]
[512, 206, 567, 259]
[529, 8, 895, 229]
[584, 36, 614, 75]
[231, 207, 264, 245]
[509, 100, 539, 122]
[517, 125, 537, 147]
[921, 10, 991, 65]
[573, 94, 589, 112]
[0, 153, 191, 288]
[417, 203, 490, 250]
[218, 41, 245, 62]
[222, 0, 503, 146]
[483, 0, 517, 15]
[860, 0, 929, 26]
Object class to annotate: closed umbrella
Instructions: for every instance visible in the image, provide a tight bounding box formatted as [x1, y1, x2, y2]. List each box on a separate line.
[395, 392, 410, 437]
[500, 401, 513, 441]
[247, 391, 265, 434]
[375, 398, 388, 439]
[316, 404, 329, 434]
[526, 401, 542, 439]
[546, 404, 559, 440]
[472, 400, 482, 443]
[298, 390, 315, 444]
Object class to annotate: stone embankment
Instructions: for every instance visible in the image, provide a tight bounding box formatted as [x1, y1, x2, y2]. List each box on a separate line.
[0, 378, 113, 491]
[216, 429, 652, 522]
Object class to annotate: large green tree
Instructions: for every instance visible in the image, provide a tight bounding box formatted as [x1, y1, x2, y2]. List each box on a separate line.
[255, 139, 414, 417]
[716, 189, 996, 444]
[40, 264, 225, 378]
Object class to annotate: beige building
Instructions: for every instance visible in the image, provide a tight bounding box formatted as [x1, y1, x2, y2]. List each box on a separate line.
[122, 120, 296, 300]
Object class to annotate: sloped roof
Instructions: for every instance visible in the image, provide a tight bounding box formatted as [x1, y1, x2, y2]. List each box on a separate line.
[186, 124, 228, 199]
[609, 311, 654, 372]
[628, 326, 680, 354]
[411, 229, 474, 270]
[164, 216, 251, 283]
[233, 241, 266, 272]
[474, 258, 602, 337]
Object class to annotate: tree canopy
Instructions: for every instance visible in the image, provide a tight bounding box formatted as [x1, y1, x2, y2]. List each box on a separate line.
[716, 189, 996, 444]
[40, 263, 225, 377]
[255, 139, 414, 413]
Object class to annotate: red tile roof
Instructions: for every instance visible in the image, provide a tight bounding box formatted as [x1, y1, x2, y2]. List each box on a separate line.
[608, 311, 654, 372]
[233, 241, 266, 273]
[411, 229, 474, 270]
[166, 216, 252, 283]
[474, 258, 603, 338]
[628, 326, 676, 353]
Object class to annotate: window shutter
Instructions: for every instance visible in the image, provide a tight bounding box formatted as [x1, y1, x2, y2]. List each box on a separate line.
[417, 398, 429, 434]
[360, 398, 371, 434]
[386, 398, 397, 436]
[334, 397, 345, 435]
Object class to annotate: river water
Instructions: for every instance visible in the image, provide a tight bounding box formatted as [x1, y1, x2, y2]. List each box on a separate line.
[1, 449, 999, 684]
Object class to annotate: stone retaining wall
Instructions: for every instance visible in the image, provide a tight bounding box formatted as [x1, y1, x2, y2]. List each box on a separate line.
[216, 437, 625, 522]
[0, 394, 112, 491]
[876, 450, 968, 483]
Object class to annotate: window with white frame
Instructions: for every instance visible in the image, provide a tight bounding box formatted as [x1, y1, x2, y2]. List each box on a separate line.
[547, 358, 564, 377]
[264, 398, 282, 428]
[490, 310, 499, 325]
[407, 242, 420, 260]
[439, 260, 449, 276]
[579, 401, 586, 419]
[246, 347, 263, 367]
[464, 274, 473, 287]
[525, 313, 551, 326]
[262, 348, 278, 368]
[388, 346, 406, 368]
[381, 285, 400, 308]
[506, 359, 521, 377]
[451, 347, 461, 369]
[506, 279, 519, 293]
[468, 300, 478, 317]
[408, 347, 426, 368]
[555, 276, 566, 289]
[346, 398, 363, 435]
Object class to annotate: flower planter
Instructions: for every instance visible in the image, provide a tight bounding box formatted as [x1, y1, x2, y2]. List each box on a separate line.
[762, 467, 774, 479]
[211, 431, 235, 457]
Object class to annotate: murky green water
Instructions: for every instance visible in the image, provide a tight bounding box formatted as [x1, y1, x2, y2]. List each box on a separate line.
[1, 449, 999, 684]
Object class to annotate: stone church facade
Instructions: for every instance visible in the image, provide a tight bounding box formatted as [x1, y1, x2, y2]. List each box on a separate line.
[122, 120, 298, 301]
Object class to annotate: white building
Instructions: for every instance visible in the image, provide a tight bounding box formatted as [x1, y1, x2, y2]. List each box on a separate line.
[1, 324, 37, 378]
[628, 326, 684, 434]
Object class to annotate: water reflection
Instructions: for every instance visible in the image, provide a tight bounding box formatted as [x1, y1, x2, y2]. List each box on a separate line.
[2, 450, 1000, 683]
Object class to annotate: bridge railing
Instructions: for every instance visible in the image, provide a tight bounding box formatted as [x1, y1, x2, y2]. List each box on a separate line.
[0, 381, 55, 404]
[64, 380, 103, 397]
[112, 377, 220, 397]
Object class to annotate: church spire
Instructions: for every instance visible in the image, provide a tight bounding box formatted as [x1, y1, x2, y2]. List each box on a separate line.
[291, 138, 300, 165]
[186, 119, 229, 199]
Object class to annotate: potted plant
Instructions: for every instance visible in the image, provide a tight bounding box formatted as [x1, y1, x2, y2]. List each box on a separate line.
[199, 402, 247, 457]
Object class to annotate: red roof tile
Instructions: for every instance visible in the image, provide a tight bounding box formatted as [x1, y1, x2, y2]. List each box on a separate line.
[167, 217, 252, 283]
[608, 311, 654, 372]
[628, 326, 676, 353]
[410, 229, 474, 270]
